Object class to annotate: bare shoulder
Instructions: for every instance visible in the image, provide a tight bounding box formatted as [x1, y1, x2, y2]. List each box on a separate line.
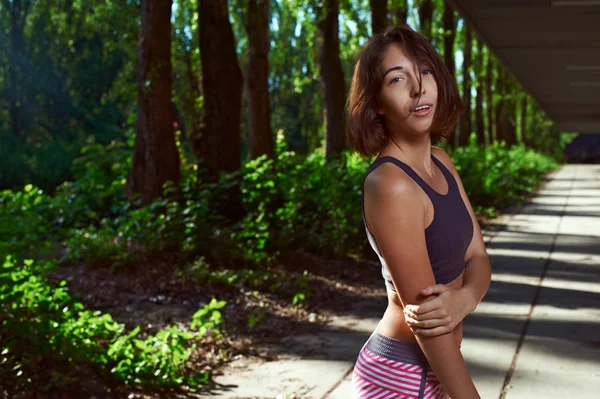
[363, 161, 425, 230]
[364, 162, 422, 207]
[431, 145, 459, 175]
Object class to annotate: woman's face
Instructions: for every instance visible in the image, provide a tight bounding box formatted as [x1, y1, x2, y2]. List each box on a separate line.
[377, 43, 438, 137]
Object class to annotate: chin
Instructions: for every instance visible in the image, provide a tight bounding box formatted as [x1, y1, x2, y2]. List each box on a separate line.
[411, 123, 434, 135]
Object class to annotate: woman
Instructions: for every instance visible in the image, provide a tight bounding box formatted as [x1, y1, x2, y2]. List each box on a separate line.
[347, 24, 492, 399]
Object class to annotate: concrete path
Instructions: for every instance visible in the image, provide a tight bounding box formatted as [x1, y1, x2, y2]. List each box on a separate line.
[205, 163, 600, 399]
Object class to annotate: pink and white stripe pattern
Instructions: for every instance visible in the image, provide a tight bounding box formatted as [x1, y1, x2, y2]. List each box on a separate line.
[352, 346, 450, 399]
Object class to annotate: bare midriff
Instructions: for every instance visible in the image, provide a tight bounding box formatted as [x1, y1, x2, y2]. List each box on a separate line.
[377, 272, 464, 348]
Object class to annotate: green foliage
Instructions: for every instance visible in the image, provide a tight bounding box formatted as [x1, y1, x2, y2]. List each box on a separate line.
[0, 0, 137, 190]
[268, 2, 324, 154]
[293, 270, 311, 306]
[0, 134, 133, 260]
[0, 132, 83, 192]
[62, 179, 213, 268]
[0, 184, 54, 259]
[3, 123, 556, 275]
[190, 298, 227, 338]
[0, 255, 226, 392]
[63, 224, 133, 267]
[176, 257, 276, 289]
[225, 132, 368, 260]
[222, 132, 559, 262]
[175, 257, 313, 307]
[2, 123, 561, 276]
[0, 255, 114, 391]
[67, 134, 132, 211]
[450, 137, 559, 217]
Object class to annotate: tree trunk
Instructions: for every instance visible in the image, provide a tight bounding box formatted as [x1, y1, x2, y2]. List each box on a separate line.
[498, 72, 517, 147]
[458, 25, 472, 147]
[442, 2, 456, 149]
[6, 0, 32, 138]
[318, 0, 347, 162]
[246, 0, 274, 160]
[505, 86, 517, 147]
[520, 96, 528, 146]
[495, 68, 503, 143]
[390, 0, 408, 25]
[182, 46, 203, 141]
[418, 0, 433, 41]
[486, 50, 495, 143]
[443, 2, 456, 79]
[196, 0, 243, 179]
[126, 0, 181, 205]
[197, 0, 245, 221]
[8, 17, 22, 138]
[495, 68, 508, 145]
[475, 40, 485, 145]
[370, 0, 388, 35]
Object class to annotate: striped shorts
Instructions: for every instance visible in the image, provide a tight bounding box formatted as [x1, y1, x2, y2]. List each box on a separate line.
[352, 331, 450, 399]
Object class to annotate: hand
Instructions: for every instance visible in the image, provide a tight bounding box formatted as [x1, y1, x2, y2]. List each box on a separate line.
[403, 284, 475, 337]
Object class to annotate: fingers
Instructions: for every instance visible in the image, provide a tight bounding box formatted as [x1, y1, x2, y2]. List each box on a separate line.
[405, 314, 451, 329]
[420, 284, 448, 296]
[405, 307, 448, 321]
[411, 324, 454, 337]
[404, 307, 450, 321]
[404, 297, 442, 316]
[406, 318, 450, 328]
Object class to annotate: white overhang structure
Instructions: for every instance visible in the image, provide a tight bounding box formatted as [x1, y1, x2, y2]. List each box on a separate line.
[447, 0, 600, 133]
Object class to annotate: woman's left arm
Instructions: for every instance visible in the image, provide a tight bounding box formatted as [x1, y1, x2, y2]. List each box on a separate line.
[403, 147, 492, 337]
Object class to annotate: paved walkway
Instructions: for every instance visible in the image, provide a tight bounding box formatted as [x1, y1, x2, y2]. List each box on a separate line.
[206, 163, 600, 399]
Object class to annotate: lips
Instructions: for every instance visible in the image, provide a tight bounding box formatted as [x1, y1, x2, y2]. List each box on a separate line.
[412, 103, 433, 112]
[411, 103, 433, 117]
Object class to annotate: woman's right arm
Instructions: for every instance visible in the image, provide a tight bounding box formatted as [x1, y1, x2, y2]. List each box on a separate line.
[364, 166, 480, 399]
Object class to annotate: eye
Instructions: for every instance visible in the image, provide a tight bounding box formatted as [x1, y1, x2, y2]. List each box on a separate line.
[390, 76, 403, 84]
[422, 69, 434, 76]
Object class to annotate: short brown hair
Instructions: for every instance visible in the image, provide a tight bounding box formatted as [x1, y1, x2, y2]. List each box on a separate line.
[347, 24, 463, 158]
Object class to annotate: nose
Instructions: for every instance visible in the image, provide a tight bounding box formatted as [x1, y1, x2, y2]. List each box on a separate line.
[411, 79, 426, 97]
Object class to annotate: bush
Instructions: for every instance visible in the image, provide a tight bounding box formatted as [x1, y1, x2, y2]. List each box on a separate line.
[450, 138, 559, 217]
[0, 255, 226, 392]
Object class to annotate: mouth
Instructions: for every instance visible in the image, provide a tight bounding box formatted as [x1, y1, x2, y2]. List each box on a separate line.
[411, 104, 433, 117]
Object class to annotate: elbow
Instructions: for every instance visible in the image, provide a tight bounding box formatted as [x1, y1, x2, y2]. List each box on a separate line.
[467, 253, 492, 275]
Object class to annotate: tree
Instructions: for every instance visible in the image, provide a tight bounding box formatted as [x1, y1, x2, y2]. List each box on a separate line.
[442, 2, 456, 79]
[370, 0, 388, 35]
[495, 68, 517, 146]
[441, 1, 456, 149]
[495, 68, 505, 143]
[504, 75, 518, 146]
[2, 0, 33, 138]
[126, 0, 181, 204]
[196, 0, 243, 178]
[172, 0, 204, 147]
[486, 49, 495, 142]
[315, 0, 347, 162]
[390, 0, 408, 25]
[268, 0, 322, 154]
[520, 96, 528, 146]
[474, 39, 485, 145]
[246, 0, 274, 160]
[418, 0, 433, 41]
[458, 24, 472, 147]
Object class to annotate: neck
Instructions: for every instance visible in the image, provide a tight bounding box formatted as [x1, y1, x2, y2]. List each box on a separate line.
[384, 133, 434, 171]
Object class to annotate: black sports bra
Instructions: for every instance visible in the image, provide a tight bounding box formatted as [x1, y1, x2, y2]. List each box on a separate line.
[361, 153, 474, 291]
